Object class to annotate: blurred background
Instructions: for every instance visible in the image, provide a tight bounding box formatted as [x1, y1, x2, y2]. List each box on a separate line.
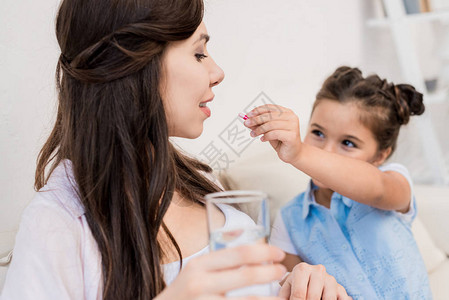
[1, 0, 448, 235]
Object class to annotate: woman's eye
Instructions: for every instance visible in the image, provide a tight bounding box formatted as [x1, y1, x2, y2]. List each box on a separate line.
[195, 53, 208, 61]
[311, 129, 324, 138]
[342, 140, 356, 148]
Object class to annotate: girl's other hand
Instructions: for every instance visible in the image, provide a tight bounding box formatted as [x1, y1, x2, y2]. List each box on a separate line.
[243, 104, 302, 164]
[279, 262, 352, 300]
[156, 244, 287, 300]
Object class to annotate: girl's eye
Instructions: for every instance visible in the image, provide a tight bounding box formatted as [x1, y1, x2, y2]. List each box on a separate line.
[311, 129, 324, 138]
[342, 140, 356, 148]
[195, 53, 208, 62]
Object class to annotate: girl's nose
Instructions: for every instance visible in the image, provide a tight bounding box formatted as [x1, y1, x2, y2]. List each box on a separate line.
[323, 142, 337, 153]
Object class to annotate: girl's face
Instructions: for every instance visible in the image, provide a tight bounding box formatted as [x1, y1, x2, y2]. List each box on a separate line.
[160, 22, 225, 139]
[304, 99, 389, 189]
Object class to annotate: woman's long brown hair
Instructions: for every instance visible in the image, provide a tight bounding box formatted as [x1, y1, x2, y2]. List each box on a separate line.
[35, 0, 220, 298]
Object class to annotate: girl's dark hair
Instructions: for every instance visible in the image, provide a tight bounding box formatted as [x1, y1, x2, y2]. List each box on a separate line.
[315, 66, 425, 156]
[35, 0, 220, 299]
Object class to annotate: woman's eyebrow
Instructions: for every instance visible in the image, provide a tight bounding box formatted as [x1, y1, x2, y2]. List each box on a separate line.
[193, 33, 210, 45]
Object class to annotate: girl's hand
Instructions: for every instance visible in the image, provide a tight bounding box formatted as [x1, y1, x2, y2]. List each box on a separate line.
[279, 263, 352, 300]
[156, 244, 287, 300]
[244, 104, 302, 164]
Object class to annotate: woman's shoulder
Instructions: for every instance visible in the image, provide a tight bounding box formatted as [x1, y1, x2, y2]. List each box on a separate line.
[25, 160, 85, 225]
[217, 203, 256, 229]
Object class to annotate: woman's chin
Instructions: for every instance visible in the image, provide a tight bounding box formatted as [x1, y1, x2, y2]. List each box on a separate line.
[170, 127, 203, 139]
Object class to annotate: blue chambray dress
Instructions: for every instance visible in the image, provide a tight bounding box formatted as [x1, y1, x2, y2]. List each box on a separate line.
[270, 163, 432, 300]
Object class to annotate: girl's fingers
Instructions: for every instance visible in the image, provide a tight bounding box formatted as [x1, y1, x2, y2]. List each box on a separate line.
[231, 297, 286, 300]
[196, 296, 226, 300]
[305, 265, 328, 300]
[247, 104, 289, 118]
[248, 120, 293, 138]
[206, 263, 287, 294]
[244, 112, 295, 128]
[192, 244, 285, 272]
[260, 130, 297, 144]
[321, 275, 338, 300]
[288, 264, 312, 300]
[277, 278, 292, 299]
[337, 284, 352, 300]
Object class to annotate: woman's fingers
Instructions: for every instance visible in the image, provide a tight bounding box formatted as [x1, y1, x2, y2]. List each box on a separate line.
[191, 244, 285, 271]
[162, 245, 288, 300]
[206, 263, 287, 294]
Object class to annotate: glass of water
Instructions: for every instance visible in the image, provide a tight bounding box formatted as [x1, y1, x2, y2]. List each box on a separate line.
[205, 190, 276, 296]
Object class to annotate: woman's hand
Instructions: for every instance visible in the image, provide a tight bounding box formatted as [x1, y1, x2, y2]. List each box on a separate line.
[156, 244, 288, 300]
[279, 263, 352, 300]
[244, 104, 302, 164]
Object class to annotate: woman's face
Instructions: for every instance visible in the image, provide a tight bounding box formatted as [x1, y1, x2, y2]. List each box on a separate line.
[160, 22, 225, 139]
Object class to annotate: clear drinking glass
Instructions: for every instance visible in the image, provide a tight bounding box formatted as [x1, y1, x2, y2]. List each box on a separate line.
[205, 190, 276, 296]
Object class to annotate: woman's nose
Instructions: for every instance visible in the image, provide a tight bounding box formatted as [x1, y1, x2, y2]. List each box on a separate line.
[209, 58, 225, 87]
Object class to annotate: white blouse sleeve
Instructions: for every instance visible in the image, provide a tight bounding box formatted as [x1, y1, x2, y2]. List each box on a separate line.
[1, 198, 85, 300]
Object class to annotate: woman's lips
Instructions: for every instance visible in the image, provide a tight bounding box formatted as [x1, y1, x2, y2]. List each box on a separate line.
[199, 96, 214, 117]
[200, 105, 211, 117]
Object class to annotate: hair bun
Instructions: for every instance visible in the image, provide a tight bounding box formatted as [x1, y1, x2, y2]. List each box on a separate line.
[332, 66, 363, 86]
[394, 84, 424, 125]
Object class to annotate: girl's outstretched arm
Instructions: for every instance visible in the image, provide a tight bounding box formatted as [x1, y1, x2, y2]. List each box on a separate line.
[243, 104, 411, 212]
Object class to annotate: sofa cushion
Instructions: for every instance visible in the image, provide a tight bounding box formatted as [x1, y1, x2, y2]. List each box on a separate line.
[411, 217, 447, 273]
[413, 185, 449, 256]
[0, 231, 16, 291]
[429, 260, 449, 300]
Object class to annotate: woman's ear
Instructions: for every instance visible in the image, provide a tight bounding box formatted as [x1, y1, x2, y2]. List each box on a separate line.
[372, 147, 392, 167]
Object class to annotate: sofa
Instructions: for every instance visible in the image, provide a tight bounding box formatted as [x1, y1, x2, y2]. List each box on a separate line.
[1, 147, 448, 299]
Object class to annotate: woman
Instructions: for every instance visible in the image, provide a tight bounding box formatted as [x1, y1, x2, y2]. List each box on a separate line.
[1, 0, 351, 299]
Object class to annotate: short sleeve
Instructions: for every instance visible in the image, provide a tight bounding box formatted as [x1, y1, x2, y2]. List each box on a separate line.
[1, 198, 85, 300]
[379, 163, 416, 224]
[269, 211, 298, 256]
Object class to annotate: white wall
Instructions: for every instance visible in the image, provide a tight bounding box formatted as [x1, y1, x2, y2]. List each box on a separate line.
[1, 0, 446, 245]
[1, 0, 61, 250]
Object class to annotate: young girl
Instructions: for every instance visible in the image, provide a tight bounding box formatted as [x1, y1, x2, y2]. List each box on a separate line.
[244, 66, 432, 299]
[0, 0, 351, 299]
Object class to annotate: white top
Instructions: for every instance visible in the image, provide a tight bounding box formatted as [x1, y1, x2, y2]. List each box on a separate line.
[270, 163, 416, 256]
[0, 160, 250, 299]
[163, 203, 256, 285]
